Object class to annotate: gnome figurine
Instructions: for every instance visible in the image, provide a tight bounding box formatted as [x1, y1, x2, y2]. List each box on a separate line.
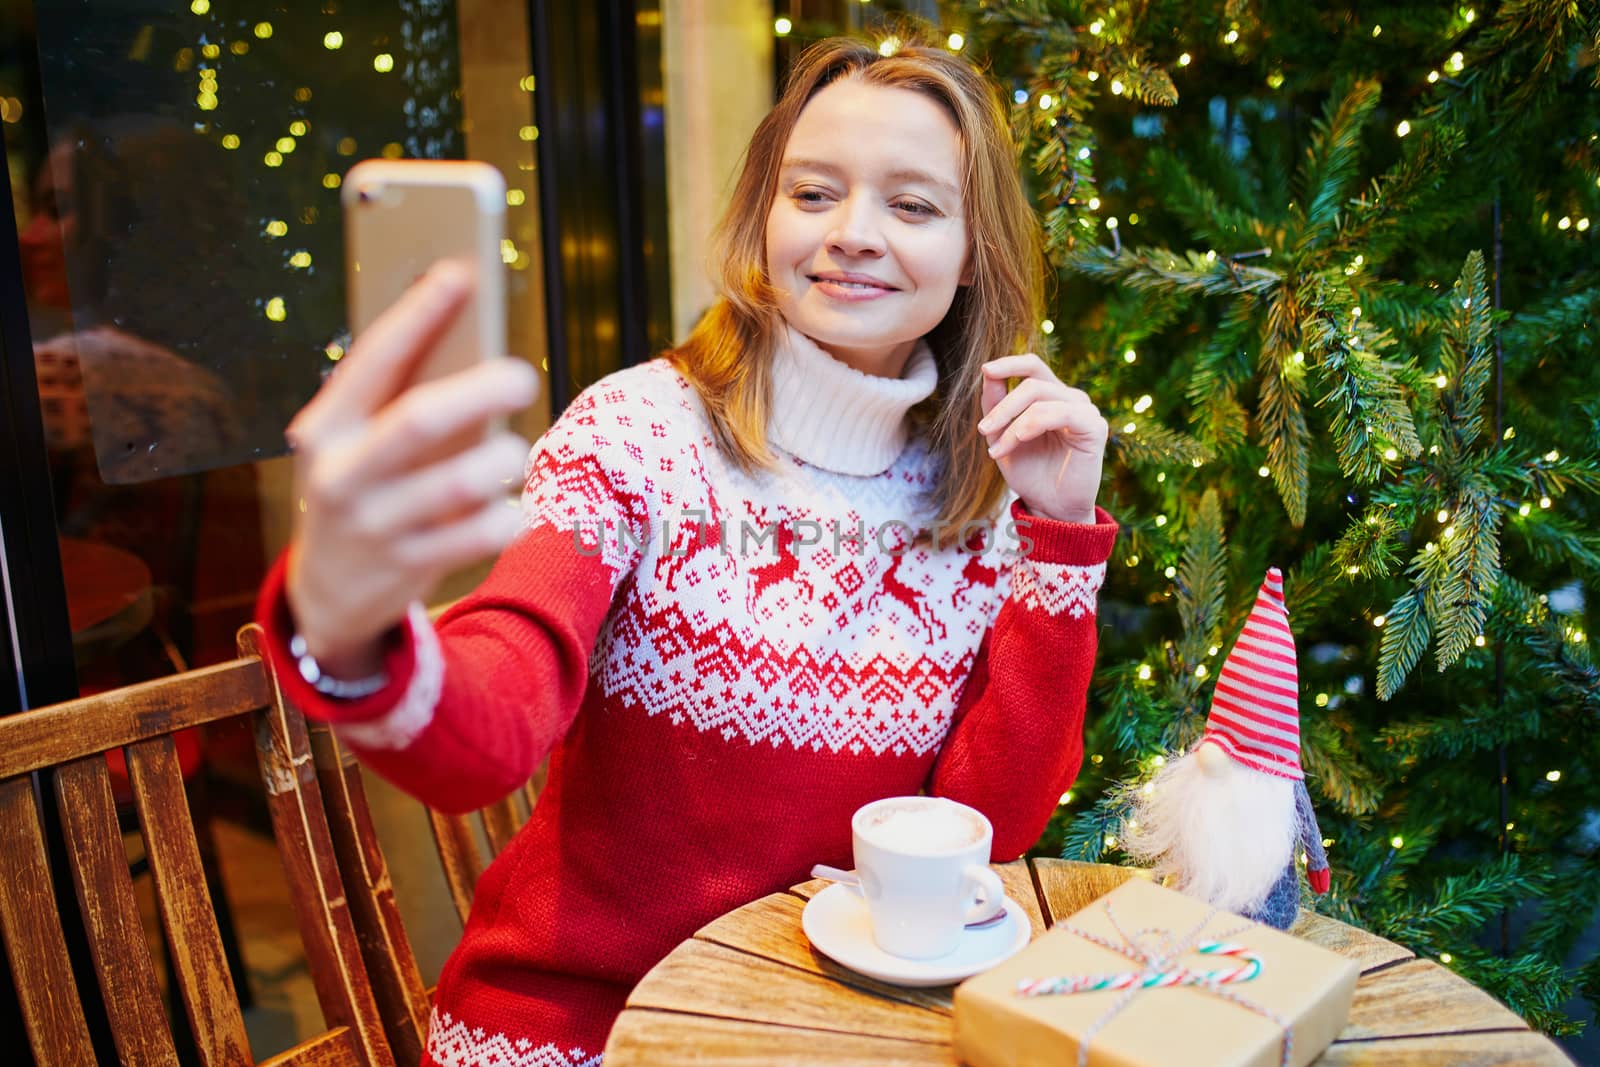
[1123, 567, 1331, 930]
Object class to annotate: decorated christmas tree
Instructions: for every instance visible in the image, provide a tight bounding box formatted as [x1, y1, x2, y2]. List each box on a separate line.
[779, 0, 1599, 1044]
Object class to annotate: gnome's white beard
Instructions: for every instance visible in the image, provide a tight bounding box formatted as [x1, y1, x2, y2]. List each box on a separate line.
[1122, 749, 1297, 915]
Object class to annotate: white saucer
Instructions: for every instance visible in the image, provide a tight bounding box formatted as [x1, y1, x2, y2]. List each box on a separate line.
[800, 882, 1030, 987]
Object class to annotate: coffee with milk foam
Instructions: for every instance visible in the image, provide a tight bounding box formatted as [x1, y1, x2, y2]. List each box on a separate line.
[860, 800, 983, 853]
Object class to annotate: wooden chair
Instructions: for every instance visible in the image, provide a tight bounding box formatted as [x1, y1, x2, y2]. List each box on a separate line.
[0, 647, 396, 1065]
[240, 623, 541, 1066]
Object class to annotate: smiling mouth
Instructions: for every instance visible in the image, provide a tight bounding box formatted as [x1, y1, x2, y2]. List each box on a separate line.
[808, 275, 896, 292]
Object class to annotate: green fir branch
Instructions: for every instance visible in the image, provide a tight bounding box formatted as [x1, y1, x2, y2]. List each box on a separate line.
[1301, 715, 1381, 816]
[1176, 489, 1228, 648]
[1258, 365, 1311, 526]
[1296, 79, 1383, 243]
[1451, 947, 1583, 1037]
[1377, 587, 1432, 701]
[1504, 280, 1600, 364]
[1281, 545, 1340, 633]
[1334, 125, 1470, 266]
[1368, 854, 1548, 948]
[1431, 483, 1502, 670]
[1523, 619, 1600, 718]
[1150, 148, 1269, 252]
[1439, 252, 1496, 449]
[1507, 510, 1600, 572]
[1522, 862, 1600, 963]
[1111, 421, 1214, 468]
[1111, 59, 1177, 107]
[1332, 509, 1404, 578]
[1060, 792, 1130, 863]
[1063, 244, 1280, 296]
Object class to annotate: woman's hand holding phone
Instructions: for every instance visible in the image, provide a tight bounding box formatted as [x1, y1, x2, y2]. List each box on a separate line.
[284, 261, 538, 679]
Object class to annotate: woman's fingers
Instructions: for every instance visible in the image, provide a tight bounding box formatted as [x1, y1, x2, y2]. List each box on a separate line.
[289, 260, 474, 446]
[394, 496, 527, 579]
[312, 357, 538, 497]
[988, 397, 1107, 458]
[981, 352, 1054, 382]
[977, 365, 1093, 447]
[978, 378, 1051, 439]
[352, 432, 531, 537]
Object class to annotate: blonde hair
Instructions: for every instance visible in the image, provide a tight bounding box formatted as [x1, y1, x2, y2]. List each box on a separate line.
[669, 36, 1045, 533]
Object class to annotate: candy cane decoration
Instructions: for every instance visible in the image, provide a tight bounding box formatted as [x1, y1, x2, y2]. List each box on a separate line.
[1015, 940, 1262, 998]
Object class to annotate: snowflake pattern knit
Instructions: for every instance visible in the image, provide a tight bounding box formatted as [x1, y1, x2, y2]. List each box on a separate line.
[257, 330, 1118, 1065]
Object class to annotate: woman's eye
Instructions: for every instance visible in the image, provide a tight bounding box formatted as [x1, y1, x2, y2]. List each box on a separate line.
[893, 200, 936, 217]
[793, 190, 831, 205]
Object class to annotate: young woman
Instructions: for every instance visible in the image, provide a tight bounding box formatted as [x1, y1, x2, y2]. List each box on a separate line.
[261, 36, 1117, 1066]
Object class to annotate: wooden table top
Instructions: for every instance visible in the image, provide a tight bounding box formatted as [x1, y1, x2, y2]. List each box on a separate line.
[604, 859, 1572, 1066]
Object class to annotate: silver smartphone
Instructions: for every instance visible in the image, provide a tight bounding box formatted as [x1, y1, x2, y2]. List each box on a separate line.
[342, 158, 508, 386]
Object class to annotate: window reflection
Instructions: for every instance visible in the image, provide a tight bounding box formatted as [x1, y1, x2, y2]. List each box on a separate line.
[2, 0, 529, 694]
[26, 0, 468, 481]
[26, 124, 249, 483]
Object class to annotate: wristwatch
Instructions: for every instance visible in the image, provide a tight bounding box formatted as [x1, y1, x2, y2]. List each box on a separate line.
[288, 633, 391, 700]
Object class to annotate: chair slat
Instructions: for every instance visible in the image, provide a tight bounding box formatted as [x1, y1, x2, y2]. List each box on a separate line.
[308, 724, 430, 1065]
[0, 776, 97, 1063]
[243, 623, 397, 1067]
[258, 1025, 366, 1067]
[0, 659, 269, 780]
[426, 811, 484, 926]
[479, 796, 521, 856]
[126, 734, 254, 1066]
[54, 755, 181, 1066]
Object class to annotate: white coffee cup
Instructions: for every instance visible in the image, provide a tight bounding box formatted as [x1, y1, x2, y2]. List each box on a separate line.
[850, 796, 1006, 960]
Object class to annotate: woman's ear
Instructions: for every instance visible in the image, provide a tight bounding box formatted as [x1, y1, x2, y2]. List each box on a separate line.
[959, 252, 974, 287]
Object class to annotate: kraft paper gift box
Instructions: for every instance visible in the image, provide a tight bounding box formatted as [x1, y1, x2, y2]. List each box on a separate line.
[953, 877, 1359, 1067]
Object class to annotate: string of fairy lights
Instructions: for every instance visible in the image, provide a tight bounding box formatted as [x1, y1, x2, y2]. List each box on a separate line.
[176, 2, 537, 354]
[762, 8, 1592, 879]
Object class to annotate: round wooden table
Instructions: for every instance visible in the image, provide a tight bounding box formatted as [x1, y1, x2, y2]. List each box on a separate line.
[604, 859, 1572, 1066]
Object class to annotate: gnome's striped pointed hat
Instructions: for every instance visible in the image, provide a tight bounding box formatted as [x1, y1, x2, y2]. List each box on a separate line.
[1201, 567, 1304, 780]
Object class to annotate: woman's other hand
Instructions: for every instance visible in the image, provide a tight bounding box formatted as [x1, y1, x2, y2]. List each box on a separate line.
[976, 353, 1107, 525]
[284, 262, 538, 678]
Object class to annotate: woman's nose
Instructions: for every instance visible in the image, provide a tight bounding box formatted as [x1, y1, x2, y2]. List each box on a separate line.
[825, 196, 885, 258]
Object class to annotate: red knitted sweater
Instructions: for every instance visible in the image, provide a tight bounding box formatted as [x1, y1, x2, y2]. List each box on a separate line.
[257, 334, 1117, 1066]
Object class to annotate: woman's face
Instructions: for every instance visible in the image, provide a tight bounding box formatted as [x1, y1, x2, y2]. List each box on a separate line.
[765, 78, 969, 378]
[19, 143, 76, 311]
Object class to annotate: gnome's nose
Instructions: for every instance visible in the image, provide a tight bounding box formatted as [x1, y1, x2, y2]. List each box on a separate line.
[1196, 739, 1233, 779]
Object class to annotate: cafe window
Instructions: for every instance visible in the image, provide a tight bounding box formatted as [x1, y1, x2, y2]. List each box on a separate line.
[2, 0, 554, 697]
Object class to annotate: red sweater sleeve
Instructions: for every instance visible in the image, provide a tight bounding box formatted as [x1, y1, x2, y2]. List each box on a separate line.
[254, 379, 661, 813]
[929, 500, 1117, 859]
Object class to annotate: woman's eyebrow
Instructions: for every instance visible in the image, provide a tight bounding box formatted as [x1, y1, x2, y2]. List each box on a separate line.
[779, 157, 960, 199]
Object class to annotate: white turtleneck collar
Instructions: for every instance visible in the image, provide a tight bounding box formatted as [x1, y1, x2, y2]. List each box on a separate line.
[766, 326, 940, 476]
